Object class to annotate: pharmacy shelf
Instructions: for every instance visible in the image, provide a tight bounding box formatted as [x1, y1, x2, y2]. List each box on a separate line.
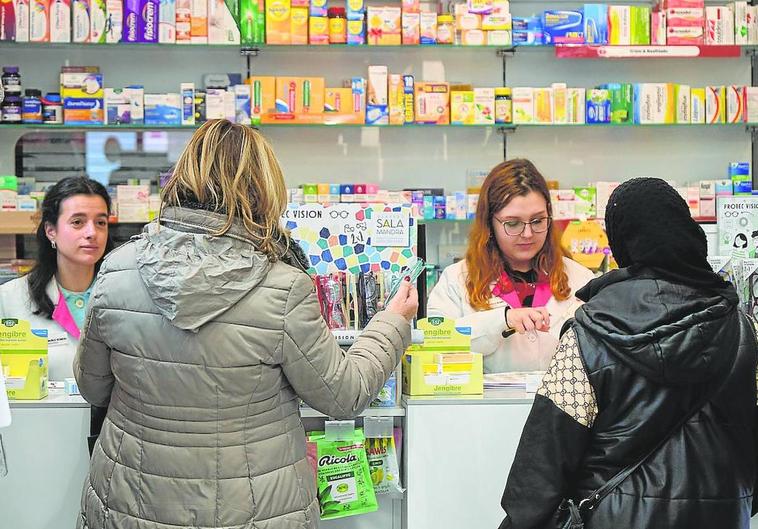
[554, 44, 746, 59]
[0, 41, 511, 52]
[1, 123, 755, 132]
[299, 405, 406, 418]
[3, 41, 755, 58]
[0, 211, 37, 234]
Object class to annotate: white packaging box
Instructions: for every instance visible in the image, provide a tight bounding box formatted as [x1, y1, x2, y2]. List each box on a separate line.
[727, 85, 746, 124]
[747, 87, 758, 123]
[208, 0, 240, 44]
[512, 87, 534, 124]
[159, 0, 176, 43]
[735, 1, 748, 45]
[690, 89, 705, 124]
[705, 5, 734, 45]
[567, 88, 585, 124]
[676, 85, 690, 124]
[105, 0, 122, 41]
[749, 5, 758, 44]
[50, 0, 71, 42]
[14, 0, 30, 42]
[191, 0, 208, 43]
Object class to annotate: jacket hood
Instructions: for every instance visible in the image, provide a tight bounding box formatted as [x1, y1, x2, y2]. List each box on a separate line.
[574, 268, 740, 386]
[134, 207, 275, 331]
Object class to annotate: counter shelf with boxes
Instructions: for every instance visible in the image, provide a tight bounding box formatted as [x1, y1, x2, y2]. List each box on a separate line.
[5, 62, 758, 128]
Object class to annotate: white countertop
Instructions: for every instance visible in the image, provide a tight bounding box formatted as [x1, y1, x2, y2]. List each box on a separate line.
[9, 389, 88, 408]
[9, 389, 534, 411]
[403, 388, 535, 406]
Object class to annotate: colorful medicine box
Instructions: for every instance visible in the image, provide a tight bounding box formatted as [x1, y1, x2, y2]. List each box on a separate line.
[0, 319, 49, 400]
[415, 82, 450, 125]
[542, 10, 583, 45]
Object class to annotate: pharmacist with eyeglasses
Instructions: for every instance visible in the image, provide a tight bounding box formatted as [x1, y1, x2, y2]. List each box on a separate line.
[427, 159, 595, 373]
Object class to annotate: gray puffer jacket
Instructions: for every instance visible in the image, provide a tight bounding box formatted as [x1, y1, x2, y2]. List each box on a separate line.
[73, 207, 411, 529]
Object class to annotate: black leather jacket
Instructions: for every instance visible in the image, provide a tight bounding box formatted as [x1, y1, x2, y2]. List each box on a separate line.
[501, 268, 758, 529]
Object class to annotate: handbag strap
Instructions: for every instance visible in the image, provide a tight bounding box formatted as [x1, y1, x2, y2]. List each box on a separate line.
[578, 380, 722, 513]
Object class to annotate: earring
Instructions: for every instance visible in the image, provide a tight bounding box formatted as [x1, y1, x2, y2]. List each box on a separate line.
[50, 240, 57, 250]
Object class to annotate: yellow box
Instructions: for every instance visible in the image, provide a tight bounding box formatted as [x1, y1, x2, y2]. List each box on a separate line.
[324, 87, 365, 124]
[0, 319, 48, 400]
[415, 82, 450, 125]
[403, 317, 483, 396]
[534, 88, 553, 124]
[309, 17, 329, 44]
[389, 74, 405, 125]
[664, 83, 676, 124]
[290, 7, 308, 44]
[266, 0, 291, 44]
[451, 90, 475, 125]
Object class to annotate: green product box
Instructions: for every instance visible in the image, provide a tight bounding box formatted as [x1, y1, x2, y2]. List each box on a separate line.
[573, 187, 597, 218]
[630, 6, 650, 45]
[610, 83, 633, 124]
[0, 175, 18, 192]
[240, 0, 265, 44]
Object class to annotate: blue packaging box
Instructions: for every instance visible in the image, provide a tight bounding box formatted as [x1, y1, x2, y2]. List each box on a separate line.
[542, 10, 584, 45]
[586, 89, 611, 123]
[583, 4, 609, 45]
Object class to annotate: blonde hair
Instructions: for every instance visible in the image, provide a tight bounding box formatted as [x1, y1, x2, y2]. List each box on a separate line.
[161, 119, 289, 260]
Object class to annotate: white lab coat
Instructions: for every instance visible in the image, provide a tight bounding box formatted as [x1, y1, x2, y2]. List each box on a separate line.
[0, 276, 80, 381]
[427, 257, 595, 373]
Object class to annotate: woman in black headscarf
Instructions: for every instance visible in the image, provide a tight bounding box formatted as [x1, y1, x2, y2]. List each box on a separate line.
[498, 178, 758, 529]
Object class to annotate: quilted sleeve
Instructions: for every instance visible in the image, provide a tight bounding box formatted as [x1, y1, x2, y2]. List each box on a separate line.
[280, 272, 411, 419]
[499, 328, 596, 529]
[74, 274, 115, 409]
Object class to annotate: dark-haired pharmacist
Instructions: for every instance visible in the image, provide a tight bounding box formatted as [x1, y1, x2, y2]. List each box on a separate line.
[0, 176, 112, 382]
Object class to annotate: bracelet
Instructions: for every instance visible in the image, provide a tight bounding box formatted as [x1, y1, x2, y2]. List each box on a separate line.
[502, 306, 516, 338]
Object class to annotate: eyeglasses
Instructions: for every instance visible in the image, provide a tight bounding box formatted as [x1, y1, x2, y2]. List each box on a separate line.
[498, 216, 552, 237]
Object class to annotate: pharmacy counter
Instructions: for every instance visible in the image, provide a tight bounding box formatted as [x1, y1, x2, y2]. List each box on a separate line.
[0, 391, 401, 529]
[402, 389, 534, 529]
[1, 392, 90, 529]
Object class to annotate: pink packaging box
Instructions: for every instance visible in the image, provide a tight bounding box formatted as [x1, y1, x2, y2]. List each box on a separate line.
[665, 8, 704, 27]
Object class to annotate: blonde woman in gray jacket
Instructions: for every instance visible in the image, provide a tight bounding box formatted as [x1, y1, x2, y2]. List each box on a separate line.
[73, 119, 418, 529]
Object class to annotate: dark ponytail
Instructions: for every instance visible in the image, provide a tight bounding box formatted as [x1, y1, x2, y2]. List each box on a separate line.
[27, 177, 114, 319]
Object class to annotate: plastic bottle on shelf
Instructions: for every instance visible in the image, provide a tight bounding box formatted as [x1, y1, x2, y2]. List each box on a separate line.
[22, 89, 43, 123]
[1, 67, 22, 97]
[437, 14, 454, 44]
[328, 7, 347, 44]
[1, 95, 22, 123]
[42, 93, 64, 124]
[495, 87, 512, 124]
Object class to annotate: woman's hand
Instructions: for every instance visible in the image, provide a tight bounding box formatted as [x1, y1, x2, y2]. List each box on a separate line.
[385, 280, 419, 322]
[506, 307, 550, 334]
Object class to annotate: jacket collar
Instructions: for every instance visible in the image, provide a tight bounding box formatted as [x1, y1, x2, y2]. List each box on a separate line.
[158, 206, 261, 246]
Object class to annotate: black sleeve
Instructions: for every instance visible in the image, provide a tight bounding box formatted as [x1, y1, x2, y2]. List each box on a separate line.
[499, 394, 592, 529]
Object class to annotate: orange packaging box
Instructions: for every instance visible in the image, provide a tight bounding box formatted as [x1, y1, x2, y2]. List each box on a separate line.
[324, 87, 365, 124]
[415, 82, 450, 125]
[264, 77, 325, 123]
[245, 76, 277, 125]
